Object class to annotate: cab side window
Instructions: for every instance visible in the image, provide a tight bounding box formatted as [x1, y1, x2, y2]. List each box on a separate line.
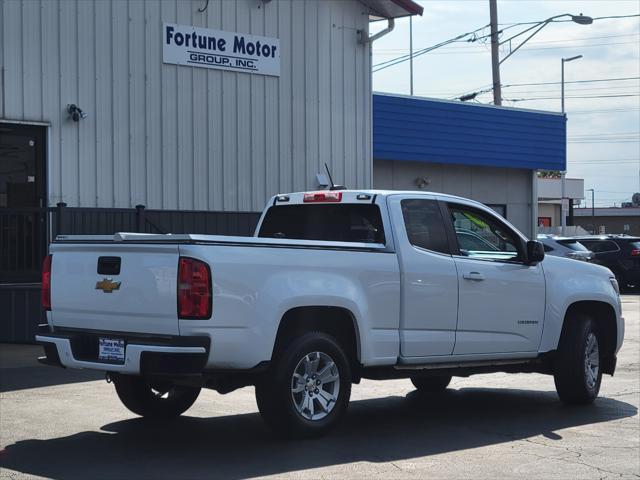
[401, 199, 450, 254]
[447, 204, 520, 261]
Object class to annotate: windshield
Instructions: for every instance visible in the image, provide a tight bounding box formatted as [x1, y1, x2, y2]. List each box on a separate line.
[557, 240, 590, 252]
[258, 204, 385, 244]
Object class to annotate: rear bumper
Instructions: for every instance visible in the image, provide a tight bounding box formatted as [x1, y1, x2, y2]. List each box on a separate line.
[36, 327, 209, 375]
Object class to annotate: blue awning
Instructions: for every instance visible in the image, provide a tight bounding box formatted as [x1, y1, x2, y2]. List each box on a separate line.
[373, 93, 566, 171]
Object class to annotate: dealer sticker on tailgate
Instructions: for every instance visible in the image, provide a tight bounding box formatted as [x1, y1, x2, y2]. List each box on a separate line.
[98, 337, 125, 362]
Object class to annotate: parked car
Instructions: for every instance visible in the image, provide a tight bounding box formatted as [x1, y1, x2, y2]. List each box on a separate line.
[37, 190, 624, 438]
[572, 235, 640, 291]
[537, 234, 594, 262]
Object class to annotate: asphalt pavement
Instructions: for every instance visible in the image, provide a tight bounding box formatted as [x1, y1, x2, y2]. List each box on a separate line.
[1, 295, 638, 479]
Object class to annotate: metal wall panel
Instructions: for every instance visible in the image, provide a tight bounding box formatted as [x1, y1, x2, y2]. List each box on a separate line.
[0, 0, 372, 211]
[373, 159, 535, 237]
[373, 93, 566, 171]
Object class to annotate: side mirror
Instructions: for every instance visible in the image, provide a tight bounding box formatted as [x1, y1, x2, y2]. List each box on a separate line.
[526, 240, 545, 265]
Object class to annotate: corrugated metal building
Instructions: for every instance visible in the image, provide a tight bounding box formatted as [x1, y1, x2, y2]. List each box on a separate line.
[372, 93, 566, 238]
[2, 0, 379, 211]
[0, 0, 422, 342]
[574, 207, 640, 236]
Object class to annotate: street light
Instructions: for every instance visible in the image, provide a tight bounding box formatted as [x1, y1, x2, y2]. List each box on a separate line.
[490, 7, 593, 105]
[560, 54, 583, 236]
[498, 13, 593, 65]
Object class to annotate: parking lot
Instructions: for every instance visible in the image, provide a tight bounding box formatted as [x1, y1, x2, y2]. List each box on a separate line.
[1, 294, 638, 480]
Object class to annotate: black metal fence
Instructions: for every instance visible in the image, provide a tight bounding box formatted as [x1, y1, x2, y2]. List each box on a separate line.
[0, 205, 260, 342]
[53, 203, 260, 238]
[0, 204, 260, 283]
[0, 208, 48, 283]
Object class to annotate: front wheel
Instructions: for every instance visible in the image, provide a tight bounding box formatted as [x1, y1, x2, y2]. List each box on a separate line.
[255, 332, 352, 438]
[553, 316, 602, 404]
[112, 374, 201, 418]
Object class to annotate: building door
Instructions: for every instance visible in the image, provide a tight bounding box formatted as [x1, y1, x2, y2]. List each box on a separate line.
[0, 123, 47, 283]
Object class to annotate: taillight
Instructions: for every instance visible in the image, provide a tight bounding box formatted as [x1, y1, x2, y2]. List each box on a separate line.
[303, 191, 342, 203]
[42, 254, 52, 311]
[178, 257, 212, 319]
[631, 249, 640, 257]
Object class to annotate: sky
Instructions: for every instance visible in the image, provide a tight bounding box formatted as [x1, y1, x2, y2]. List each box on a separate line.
[371, 0, 640, 207]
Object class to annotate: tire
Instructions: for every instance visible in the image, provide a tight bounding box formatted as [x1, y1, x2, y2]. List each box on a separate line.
[553, 315, 602, 405]
[410, 375, 452, 393]
[112, 374, 201, 419]
[255, 332, 352, 438]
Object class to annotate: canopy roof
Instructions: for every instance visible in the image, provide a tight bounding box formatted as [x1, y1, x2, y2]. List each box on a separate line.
[361, 0, 424, 20]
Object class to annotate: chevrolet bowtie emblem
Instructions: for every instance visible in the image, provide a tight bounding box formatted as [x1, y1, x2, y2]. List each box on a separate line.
[95, 278, 121, 293]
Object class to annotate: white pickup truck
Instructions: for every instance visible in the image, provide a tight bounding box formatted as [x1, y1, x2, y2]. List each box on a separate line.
[37, 190, 624, 437]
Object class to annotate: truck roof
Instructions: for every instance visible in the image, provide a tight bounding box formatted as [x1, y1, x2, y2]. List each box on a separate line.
[271, 189, 489, 209]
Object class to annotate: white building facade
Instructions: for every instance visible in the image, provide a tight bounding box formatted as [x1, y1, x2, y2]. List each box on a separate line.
[0, 0, 422, 342]
[0, 0, 415, 212]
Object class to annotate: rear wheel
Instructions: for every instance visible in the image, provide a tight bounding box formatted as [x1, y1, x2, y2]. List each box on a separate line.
[410, 375, 452, 393]
[255, 332, 351, 438]
[553, 315, 602, 404]
[112, 374, 200, 418]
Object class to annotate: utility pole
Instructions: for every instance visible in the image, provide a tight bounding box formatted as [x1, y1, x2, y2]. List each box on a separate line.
[560, 55, 582, 236]
[561, 58, 565, 235]
[409, 17, 414, 96]
[587, 188, 595, 233]
[489, 0, 502, 105]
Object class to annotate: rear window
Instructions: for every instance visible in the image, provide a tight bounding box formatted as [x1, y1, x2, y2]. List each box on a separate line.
[401, 199, 450, 254]
[556, 240, 589, 252]
[581, 240, 620, 253]
[258, 204, 385, 244]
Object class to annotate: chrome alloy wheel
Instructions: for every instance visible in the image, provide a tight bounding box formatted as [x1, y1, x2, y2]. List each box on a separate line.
[291, 351, 340, 421]
[584, 332, 600, 389]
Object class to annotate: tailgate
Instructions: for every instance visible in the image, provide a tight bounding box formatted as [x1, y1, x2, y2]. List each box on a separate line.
[50, 243, 180, 335]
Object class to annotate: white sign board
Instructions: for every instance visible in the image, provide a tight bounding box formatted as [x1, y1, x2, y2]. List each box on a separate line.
[163, 23, 280, 77]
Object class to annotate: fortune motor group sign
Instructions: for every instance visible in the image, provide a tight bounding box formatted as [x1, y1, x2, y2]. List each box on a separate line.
[163, 23, 280, 77]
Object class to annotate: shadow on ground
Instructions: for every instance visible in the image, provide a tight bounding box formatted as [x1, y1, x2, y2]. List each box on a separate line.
[1, 387, 636, 479]
[0, 344, 102, 393]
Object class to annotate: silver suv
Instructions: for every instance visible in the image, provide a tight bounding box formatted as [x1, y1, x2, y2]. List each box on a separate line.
[537, 235, 594, 262]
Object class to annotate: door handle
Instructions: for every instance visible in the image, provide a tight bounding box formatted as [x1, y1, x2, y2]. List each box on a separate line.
[463, 272, 485, 281]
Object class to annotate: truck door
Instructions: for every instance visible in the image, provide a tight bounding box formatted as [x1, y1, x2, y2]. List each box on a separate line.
[388, 196, 458, 357]
[443, 200, 545, 355]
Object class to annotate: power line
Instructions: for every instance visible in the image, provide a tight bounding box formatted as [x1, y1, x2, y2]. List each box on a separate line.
[506, 32, 639, 44]
[452, 77, 640, 101]
[372, 23, 490, 72]
[373, 32, 640, 53]
[570, 161, 640, 165]
[498, 13, 640, 28]
[471, 13, 640, 44]
[374, 14, 640, 72]
[445, 85, 640, 97]
[398, 40, 640, 56]
[375, 13, 640, 73]
[504, 76, 640, 87]
[576, 157, 640, 162]
[569, 108, 640, 114]
[570, 131, 639, 135]
[505, 93, 640, 101]
[568, 140, 639, 143]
